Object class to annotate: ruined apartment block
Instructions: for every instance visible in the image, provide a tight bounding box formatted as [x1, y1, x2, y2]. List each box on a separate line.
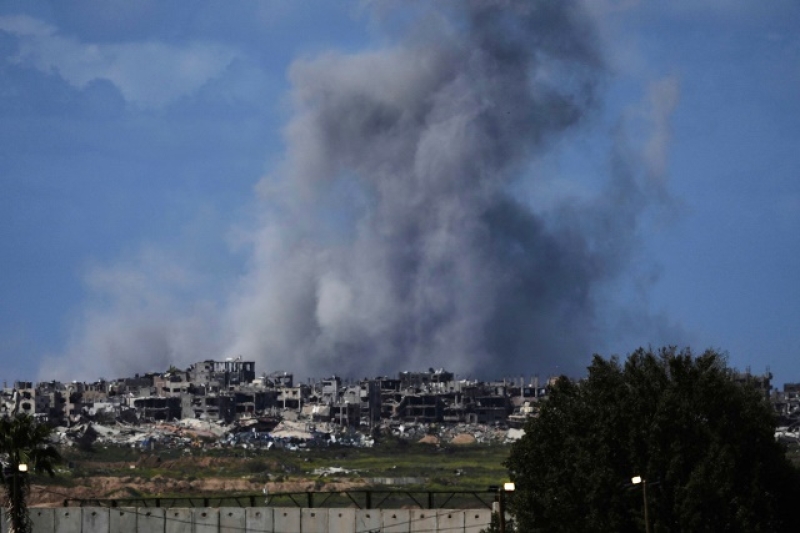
[0, 362, 784, 433]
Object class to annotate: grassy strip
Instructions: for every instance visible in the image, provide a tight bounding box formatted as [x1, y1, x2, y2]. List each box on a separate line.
[50, 440, 512, 493]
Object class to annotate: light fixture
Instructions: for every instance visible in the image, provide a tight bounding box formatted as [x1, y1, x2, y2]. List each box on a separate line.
[630, 475, 651, 533]
[18, 464, 28, 473]
[503, 482, 516, 492]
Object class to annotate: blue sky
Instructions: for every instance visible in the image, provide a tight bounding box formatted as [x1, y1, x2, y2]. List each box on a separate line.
[0, 1, 798, 385]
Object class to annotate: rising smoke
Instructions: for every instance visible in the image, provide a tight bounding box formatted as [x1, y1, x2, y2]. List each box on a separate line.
[222, 0, 672, 379]
[41, 0, 679, 382]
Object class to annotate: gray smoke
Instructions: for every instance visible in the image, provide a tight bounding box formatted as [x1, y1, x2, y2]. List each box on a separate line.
[223, 0, 668, 379]
[39, 0, 678, 383]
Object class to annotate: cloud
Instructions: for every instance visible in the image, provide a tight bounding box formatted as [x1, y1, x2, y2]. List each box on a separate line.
[38, 247, 224, 381]
[0, 15, 238, 109]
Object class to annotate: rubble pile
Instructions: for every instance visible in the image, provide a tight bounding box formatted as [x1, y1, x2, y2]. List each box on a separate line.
[41, 415, 524, 453]
[2, 359, 785, 451]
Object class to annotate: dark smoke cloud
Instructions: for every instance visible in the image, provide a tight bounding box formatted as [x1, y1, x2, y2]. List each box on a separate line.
[40, 0, 679, 382]
[224, 0, 670, 379]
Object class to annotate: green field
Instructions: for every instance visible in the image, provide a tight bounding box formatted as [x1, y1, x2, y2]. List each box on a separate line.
[46, 439, 512, 498]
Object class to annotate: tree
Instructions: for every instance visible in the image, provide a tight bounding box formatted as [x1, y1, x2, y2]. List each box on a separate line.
[506, 347, 800, 533]
[0, 415, 61, 533]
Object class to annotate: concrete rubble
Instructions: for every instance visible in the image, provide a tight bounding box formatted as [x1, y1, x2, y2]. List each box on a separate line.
[2, 361, 553, 451]
[4, 360, 788, 452]
[43, 415, 524, 453]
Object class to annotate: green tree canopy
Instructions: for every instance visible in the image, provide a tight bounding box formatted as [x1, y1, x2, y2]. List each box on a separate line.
[506, 347, 800, 533]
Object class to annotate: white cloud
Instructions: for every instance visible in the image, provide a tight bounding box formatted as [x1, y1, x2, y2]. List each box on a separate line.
[0, 15, 238, 108]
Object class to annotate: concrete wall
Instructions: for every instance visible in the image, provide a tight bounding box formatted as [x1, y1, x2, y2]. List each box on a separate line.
[166, 508, 193, 533]
[30, 508, 55, 533]
[465, 509, 493, 533]
[109, 508, 137, 533]
[355, 509, 382, 533]
[273, 507, 301, 533]
[81, 508, 109, 533]
[328, 508, 355, 533]
[382, 509, 411, 532]
[54, 507, 81, 533]
[245, 508, 273, 533]
[411, 510, 437, 533]
[138, 507, 165, 533]
[302, 508, 328, 533]
[10, 507, 492, 533]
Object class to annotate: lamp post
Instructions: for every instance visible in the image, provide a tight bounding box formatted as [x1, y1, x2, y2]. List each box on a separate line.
[2, 463, 28, 533]
[498, 482, 515, 533]
[631, 476, 651, 533]
[16, 463, 27, 512]
[17, 464, 28, 501]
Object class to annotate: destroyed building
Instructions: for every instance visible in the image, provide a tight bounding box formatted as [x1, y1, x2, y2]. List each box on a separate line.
[2, 358, 787, 446]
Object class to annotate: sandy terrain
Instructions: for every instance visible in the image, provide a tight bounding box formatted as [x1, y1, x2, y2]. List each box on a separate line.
[29, 476, 366, 507]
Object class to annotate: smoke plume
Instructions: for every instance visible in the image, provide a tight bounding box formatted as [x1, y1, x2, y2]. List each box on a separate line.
[41, 0, 679, 382]
[223, 0, 665, 379]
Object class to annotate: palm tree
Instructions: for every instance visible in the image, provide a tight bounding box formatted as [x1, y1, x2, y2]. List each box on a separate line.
[0, 415, 61, 533]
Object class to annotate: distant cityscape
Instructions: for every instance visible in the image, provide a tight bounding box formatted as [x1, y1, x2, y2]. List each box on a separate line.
[2, 359, 797, 435]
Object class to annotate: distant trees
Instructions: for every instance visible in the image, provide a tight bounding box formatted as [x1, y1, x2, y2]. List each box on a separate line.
[0, 415, 61, 533]
[506, 347, 800, 532]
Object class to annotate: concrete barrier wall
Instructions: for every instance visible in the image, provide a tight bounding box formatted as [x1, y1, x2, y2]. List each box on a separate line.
[302, 508, 329, 533]
[55, 507, 81, 533]
[328, 508, 354, 533]
[355, 509, 382, 533]
[219, 507, 245, 533]
[193, 507, 219, 533]
[166, 508, 193, 533]
[382, 509, 411, 532]
[137, 507, 165, 533]
[109, 507, 137, 533]
[438, 510, 465, 533]
[19, 507, 493, 533]
[465, 509, 493, 533]
[82, 507, 109, 533]
[274, 507, 301, 533]
[30, 508, 55, 533]
[411, 510, 437, 533]
[245, 507, 273, 533]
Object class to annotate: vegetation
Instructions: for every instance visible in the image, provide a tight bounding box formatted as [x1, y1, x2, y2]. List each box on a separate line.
[506, 346, 800, 532]
[0, 415, 61, 533]
[46, 440, 511, 501]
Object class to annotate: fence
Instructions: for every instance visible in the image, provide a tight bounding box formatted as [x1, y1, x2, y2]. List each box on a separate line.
[1, 506, 494, 533]
[63, 489, 498, 511]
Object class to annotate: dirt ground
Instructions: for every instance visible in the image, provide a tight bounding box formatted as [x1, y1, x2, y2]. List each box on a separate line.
[28, 476, 367, 507]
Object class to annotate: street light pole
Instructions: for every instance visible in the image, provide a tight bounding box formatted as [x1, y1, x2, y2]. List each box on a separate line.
[498, 482, 515, 533]
[3, 463, 28, 533]
[631, 476, 651, 533]
[498, 489, 506, 533]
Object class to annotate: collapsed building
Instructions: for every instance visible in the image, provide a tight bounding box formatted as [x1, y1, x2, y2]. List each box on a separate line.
[1, 363, 783, 442]
[0, 361, 552, 431]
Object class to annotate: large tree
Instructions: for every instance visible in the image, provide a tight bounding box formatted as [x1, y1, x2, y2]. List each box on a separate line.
[506, 347, 800, 532]
[0, 415, 61, 533]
